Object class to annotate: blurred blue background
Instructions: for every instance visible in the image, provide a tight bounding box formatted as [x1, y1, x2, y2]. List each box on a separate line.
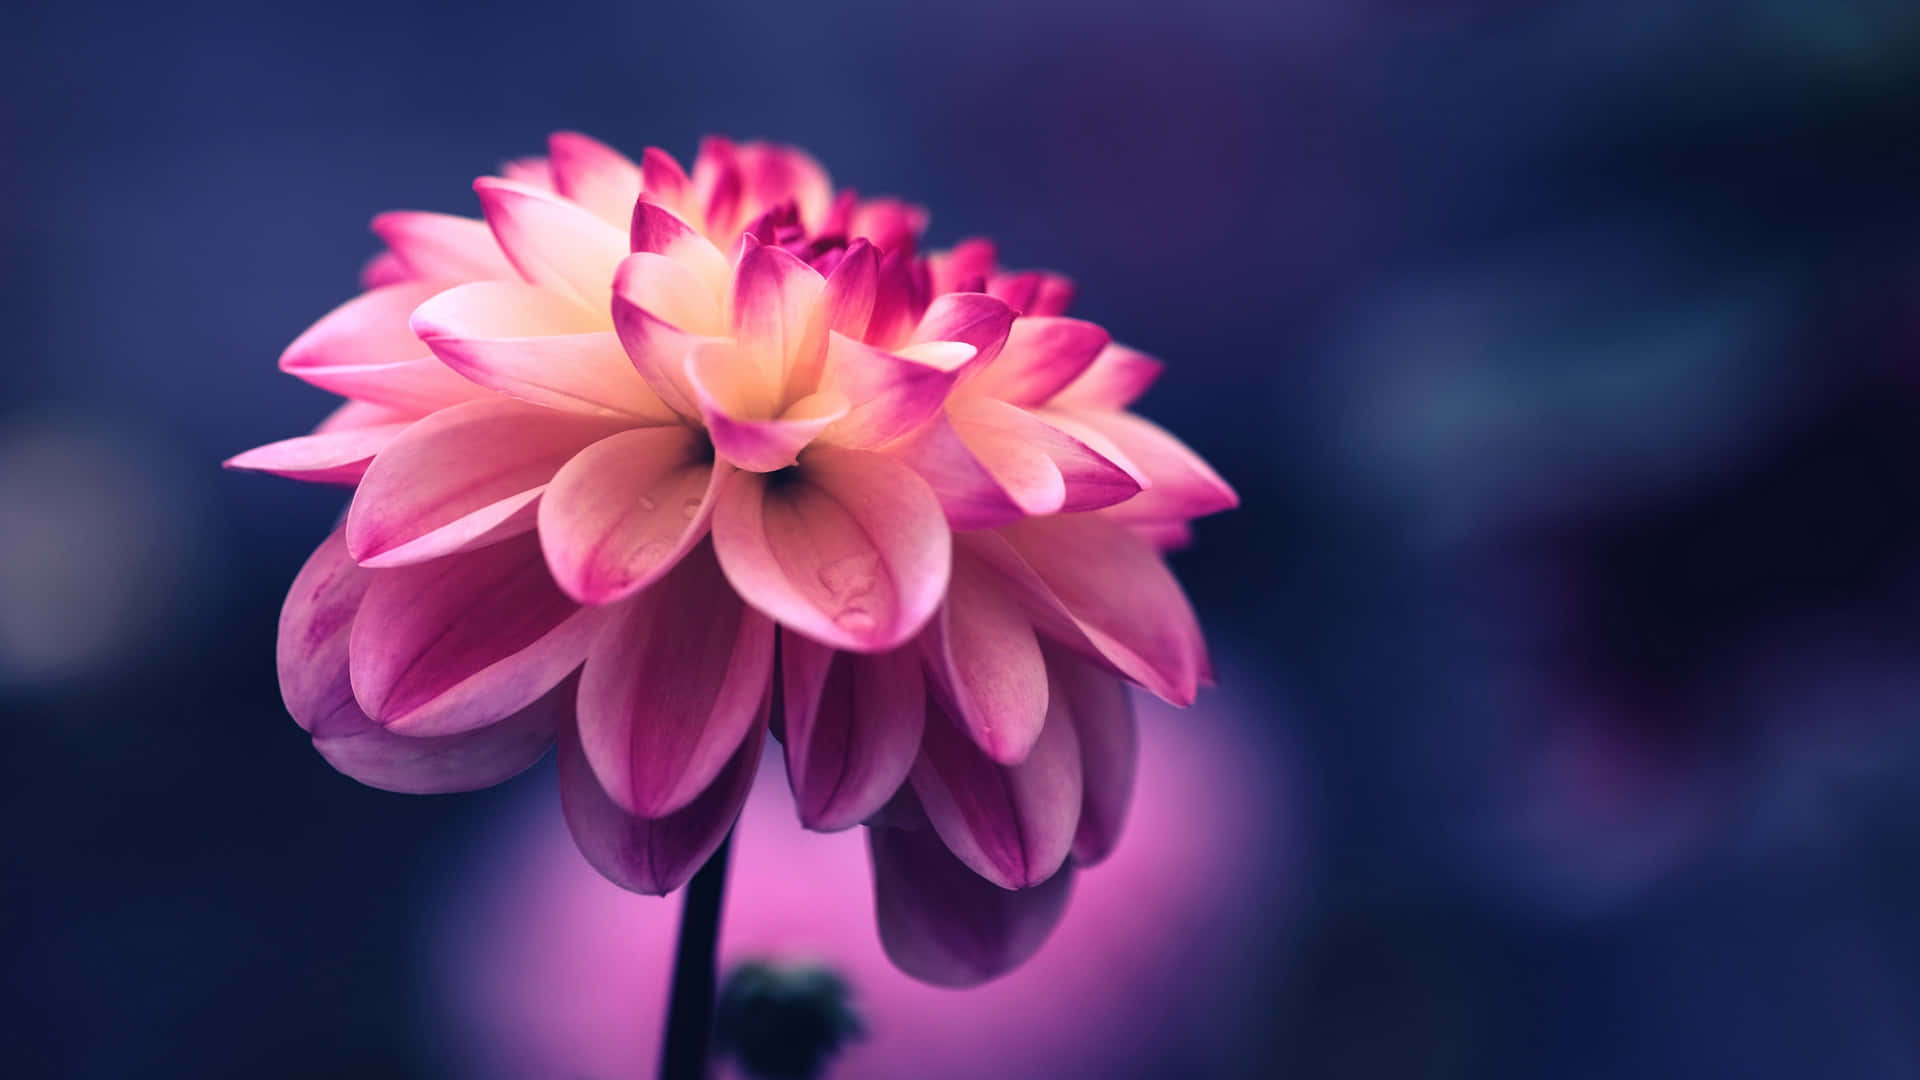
[7, 0, 1920, 1076]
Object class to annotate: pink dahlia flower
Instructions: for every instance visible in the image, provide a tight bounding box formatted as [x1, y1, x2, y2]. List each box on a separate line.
[232, 133, 1236, 979]
[435, 689, 1301, 1079]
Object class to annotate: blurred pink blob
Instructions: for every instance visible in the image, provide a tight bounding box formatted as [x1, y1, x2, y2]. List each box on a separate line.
[432, 674, 1304, 1080]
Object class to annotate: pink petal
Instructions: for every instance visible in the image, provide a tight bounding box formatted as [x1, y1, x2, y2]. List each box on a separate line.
[869, 813, 1075, 987]
[360, 251, 412, 289]
[628, 202, 733, 298]
[712, 446, 950, 653]
[820, 334, 971, 450]
[612, 251, 726, 419]
[946, 397, 1142, 516]
[789, 240, 878, 394]
[909, 292, 1016, 371]
[921, 551, 1049, 765]
[349, 533, 603, 735]
[962, 518, 1206, 706]
[927, 238, 998, 296]
[277, 527, 381, 738]
[1126, 518, 1194, 551]
[730, 241, 826, 374]
[499, 156, 555, 191]
[780, 630, 925, 831]
[313, 400, 415, 434]
[473, 176, 629, 311]
[887, 412, 1025, 530]
[314, 681, 563, 796]
[687, 340, 846, 473]
[576, 543, 775, 818]
[964, 316, 1109, 406]
[346, 399, 629, 568]
[411, 281, 674, 420]
[1045, 644, 1136, 865]
[280, 282, 485, 413]
[548, 131, 644, 229]
[1051, 409, 1238, 522]
[370, 211, 517, 284]
[987, 270, 1076, 317]
[537, 427, 725, 605]
[276, 528, 559, 792]
[1049, 342, 1164, 409]
[224, 422, 411, 485]
[692, 136, 746, 239]
[559, 688, 765, 896]
[909, 689, 1083, 889]
[868, 248, 931, 349]
[845, 198, 929, 255]
[735, 142, 835, 231]
[639, 147, 694, 216]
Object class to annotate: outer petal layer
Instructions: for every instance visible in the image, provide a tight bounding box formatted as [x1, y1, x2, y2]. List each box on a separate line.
[780, 630, 925, 831]
[474, 177, 628, 311]
[224, 422, 411, 486]
[869, 814, 1075, 988]
[712, 446, 950, 653]
[921, 552, 1049, 765]
[576, 544, 776, 818]
[910, 691, 1083, 889]
[559, 693, 766, 896]
[349, 534, 603, 736]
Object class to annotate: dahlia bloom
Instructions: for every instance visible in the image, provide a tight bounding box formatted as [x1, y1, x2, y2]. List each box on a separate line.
[233, 133, 1235, 976]
[435, 690, 1300, 1079]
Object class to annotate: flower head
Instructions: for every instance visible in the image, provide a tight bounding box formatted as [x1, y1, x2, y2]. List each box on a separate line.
[233, 133, 1236, 979]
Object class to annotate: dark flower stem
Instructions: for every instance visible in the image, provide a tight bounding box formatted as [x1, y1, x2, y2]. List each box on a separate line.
[660, 832, 733, 1080]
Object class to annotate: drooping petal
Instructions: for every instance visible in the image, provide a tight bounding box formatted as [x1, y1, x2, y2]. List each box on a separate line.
[349, 533, 604, 736]
[346, 399, 629, 567]
[820, 334, 971, 450]
[780, 630, 925, 831]
[314, 681, 563, 796]
[963, 316, 1109, 406]
[887, 412, 1025, 530]
[473, 176, 629, 311]
[559, 691, 765, 896]
[945, 397, 1143, 516]
[576, 543, 775, 818]
[962, 518, 1206, 706]
[612, 251, 726, 419]
[909, 292, 1015, 371]
[987, 270, 1076, 317]
[1044, 644, 1136, 865]
[224, 421, 411, 485]
[712, 446, 951, 653]
[370, 211, 517, 284]
[686, 340, 847, 472]
[537, 427, 725, 605]
[411, 281, 673, 420]
[1049, 342, 1163, 409]
[909, 691, 1083, 889]
[869, 814, 1075, 988]
[280, 282, 485, 413]
[547, 132, 644, 229]
[1050, 409, 1238, 522]
[921, 552, 1049, 765]
[275, 528, 559, 793]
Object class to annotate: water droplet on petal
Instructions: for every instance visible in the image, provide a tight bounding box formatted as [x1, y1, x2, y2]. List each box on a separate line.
[818, 553, 880, 603]
[636, 540, 671, 566]
[832, 606, 876, 635]
[682, 497, 703, 520]
[637, 495, 658, 512]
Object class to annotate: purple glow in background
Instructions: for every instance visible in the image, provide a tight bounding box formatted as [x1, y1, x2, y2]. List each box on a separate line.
[432, 660, 1304, 1080]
